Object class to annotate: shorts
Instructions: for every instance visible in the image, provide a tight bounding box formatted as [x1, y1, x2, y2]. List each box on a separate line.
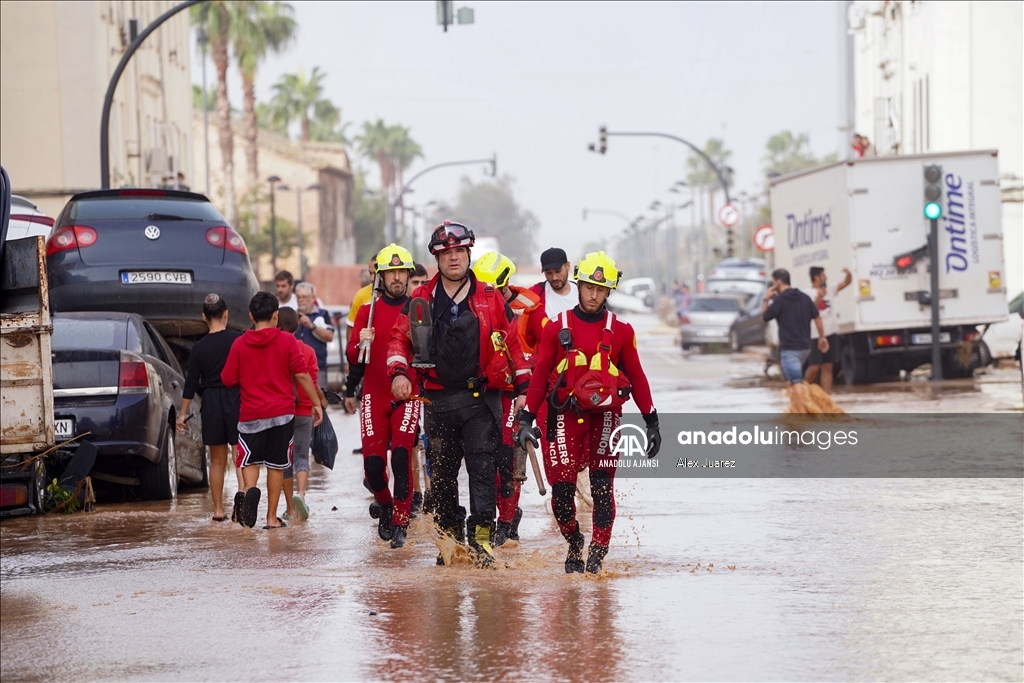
[807, 334, 839, 365]
[237, 419, 294, 470]
[199, 387, 239, 446]
[283, 415, 313, 479]
[779, 349, 811, 384]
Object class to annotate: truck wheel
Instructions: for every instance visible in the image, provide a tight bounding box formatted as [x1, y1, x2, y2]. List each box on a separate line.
[140, 430, 178, 501]
[31, 459, 46, 514]
[840, 343, 869, 385]
[729, 330, 743, 353]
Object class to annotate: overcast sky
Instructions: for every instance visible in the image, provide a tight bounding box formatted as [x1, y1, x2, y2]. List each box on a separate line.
[193, 1, 846, 260]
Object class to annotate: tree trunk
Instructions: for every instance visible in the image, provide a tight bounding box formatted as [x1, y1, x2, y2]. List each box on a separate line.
[300, 114, 310, 142]
[242, 72, 258, 191]
[211, 17, 236, 227]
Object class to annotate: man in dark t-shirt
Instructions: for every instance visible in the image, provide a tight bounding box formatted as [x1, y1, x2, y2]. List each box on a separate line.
[762, 268, 828, 412]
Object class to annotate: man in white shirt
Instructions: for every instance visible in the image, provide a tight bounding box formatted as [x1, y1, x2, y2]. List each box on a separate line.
[275, 270, 298, 310]
[803, 266, 852, 393]
[539, 247, 577, 319]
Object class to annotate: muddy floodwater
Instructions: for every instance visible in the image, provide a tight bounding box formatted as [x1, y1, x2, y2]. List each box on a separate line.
[2, 315, 1022, 681]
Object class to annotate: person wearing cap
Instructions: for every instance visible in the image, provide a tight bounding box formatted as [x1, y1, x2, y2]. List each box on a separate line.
[344, 244, 420, 547]
[472, 251, 543, 546]
[387, 222, 531, 566]
[516, 251, 661, 574]
[520, 247, 577, 354]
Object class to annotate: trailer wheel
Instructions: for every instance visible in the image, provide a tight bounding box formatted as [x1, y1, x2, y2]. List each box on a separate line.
[840, 337, 872, 385]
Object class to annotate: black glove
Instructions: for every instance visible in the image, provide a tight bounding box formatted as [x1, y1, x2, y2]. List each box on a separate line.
[643, 411, 661, 459]
[515, 409, 541, 451]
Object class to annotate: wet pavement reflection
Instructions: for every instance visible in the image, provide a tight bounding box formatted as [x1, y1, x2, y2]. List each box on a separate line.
[2, 314, 1021, 681]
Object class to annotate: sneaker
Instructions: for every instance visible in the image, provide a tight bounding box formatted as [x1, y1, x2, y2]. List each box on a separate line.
[293, 494, 309, 522]
[390, 525, 408, 549]
[231, 491, 245, 525]
[565, 530, 585, 574]
[377, 502, 394, 541]
[585, 543, 608, 574]
[509, 507, 523, 541]
[493, 521, 512, 547]
[467, 522, 495, 567]
[282, 511, 293, 521]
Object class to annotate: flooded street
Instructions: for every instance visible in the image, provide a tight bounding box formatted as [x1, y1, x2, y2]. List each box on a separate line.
[2, 313, 1022, 682]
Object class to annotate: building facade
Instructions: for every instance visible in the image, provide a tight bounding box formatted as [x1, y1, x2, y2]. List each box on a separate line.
[850, 0, 1023, 292]
[1, 0, 193, 217]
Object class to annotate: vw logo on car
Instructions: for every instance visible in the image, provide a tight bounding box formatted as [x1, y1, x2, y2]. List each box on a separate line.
[144, 225, 161, 240]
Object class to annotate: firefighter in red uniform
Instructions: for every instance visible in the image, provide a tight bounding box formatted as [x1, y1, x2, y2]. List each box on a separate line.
[344, 244, 419, 548]
[472, 251, 542, 546]
[516, 251, 662, 574]
[387, 222, 531, 566]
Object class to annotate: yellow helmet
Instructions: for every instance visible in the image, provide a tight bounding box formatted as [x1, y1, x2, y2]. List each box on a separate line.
[375, 243, 415, 272]
[472, 251, 516, 288]
[574, 251, 621, 289]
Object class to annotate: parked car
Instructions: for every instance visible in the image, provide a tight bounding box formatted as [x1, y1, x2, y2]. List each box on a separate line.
[679, 294, 746, 350]
[46, 189, 259, 364]
[728, 286, 768, 351]
[5, 195, 54, 241]
[983, 290, 1024, 359]
[705, 257, 770, 297]
[619, 277, 656, 308]
[50, 311, 207, 500]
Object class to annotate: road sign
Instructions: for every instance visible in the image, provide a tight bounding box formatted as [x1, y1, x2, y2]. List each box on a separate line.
[718, 202, 740, 228]
[753, 224, 774, 252]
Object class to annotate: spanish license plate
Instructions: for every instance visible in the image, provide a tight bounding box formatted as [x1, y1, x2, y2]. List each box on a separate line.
[697, 329, 723, 337]
[121, 271, 192, 285]
[911, 333, 951, 344]
[54, 418, 74, 441]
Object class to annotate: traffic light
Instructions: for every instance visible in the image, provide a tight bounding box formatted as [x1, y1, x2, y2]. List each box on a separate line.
[894, 244, 928, 274]
[598, 126, 607, 154]
[923, 164, 942, 219]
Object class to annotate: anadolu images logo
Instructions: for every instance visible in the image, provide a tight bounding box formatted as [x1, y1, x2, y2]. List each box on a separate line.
[610, 423, 648, 458]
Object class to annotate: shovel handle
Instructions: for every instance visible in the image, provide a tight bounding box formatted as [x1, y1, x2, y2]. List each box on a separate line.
[525, 442, 547, 496]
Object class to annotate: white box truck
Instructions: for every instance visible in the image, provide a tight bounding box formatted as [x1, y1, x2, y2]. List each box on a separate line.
[769, 150, 1008, 384]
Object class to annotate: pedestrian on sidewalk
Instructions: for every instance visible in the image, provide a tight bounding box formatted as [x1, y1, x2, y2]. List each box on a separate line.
[177, 293, 242, 522]
[222, 292, 323, 529]
[344, 244, 420, 548]
[294, 283, 334, 389]
[516, 251, 661, 574]
[387, 222, 531, 566]
[277, 307, 328, 522]
[761, 268, 827, 412]
[802, 266, 852, 393]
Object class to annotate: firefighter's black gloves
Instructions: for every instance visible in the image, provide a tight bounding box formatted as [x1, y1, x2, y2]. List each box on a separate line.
[515, 409, 541, 451]
[643, 411, 661, 459]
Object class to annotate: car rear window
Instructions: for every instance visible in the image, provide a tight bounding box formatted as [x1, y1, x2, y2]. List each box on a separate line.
[691, 298, 740, 312]
[52, 319, 126, 351]
[65, 197, 225, 222]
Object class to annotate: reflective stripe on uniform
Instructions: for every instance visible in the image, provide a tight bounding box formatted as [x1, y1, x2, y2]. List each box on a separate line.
[387, 355, 409, 366]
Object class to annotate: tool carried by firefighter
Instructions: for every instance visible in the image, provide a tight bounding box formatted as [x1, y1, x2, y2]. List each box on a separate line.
[357, 271, 381, 364]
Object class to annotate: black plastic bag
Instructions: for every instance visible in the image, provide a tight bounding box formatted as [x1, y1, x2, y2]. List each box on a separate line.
[311, 416, 338, 470]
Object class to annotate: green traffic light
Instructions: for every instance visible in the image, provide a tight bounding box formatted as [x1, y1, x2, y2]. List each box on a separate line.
[924, 201, 942, 220]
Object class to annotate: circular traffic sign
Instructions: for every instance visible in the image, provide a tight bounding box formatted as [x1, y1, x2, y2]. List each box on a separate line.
[718, 202, 741, 228]
[753, 224, 774, 252]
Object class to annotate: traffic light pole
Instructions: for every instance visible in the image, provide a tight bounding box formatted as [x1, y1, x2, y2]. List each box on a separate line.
[928, 217, 943, 380]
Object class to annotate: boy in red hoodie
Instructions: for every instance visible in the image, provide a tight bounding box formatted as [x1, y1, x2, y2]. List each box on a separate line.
[222, 292, 323, 529]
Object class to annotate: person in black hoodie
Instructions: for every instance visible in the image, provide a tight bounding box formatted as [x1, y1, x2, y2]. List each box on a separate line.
[762, 269, 827, 411]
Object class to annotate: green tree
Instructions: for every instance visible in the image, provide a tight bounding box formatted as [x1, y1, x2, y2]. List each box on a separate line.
[762, 131, 818, 179]
[308, 100, 351, 144]
[256, 101, 287, 136]
[192, 84, 217, 112]
[430, 176, 539, 264]
[268, 66, 330, 142]
[351, 170, 386, 263]
[233, 1, 297, 189]
[355, 118, 397, 194]
[685, 138, 734, 224]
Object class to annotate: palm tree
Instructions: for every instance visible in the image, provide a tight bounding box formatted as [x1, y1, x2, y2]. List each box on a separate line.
[308, 100, 351, 143]
[269, 67, 329, 142]
[686, 138, 733, 223]
[233, 1, 297, 189]
[387, 125, 423, 228]
[355, 119, 396, 194]
[191, 1, 251, 226]
[762, 131, 816, 179]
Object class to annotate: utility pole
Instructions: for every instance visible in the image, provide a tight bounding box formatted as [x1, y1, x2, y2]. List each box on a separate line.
[268, 176, 282, 278]
[923, 165, 944, 380]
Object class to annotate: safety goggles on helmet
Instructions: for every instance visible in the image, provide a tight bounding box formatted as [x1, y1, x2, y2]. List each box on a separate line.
[472, 251, 516, 289]
[375, 243, 415, 272]
[573, 251, 621, 290]
[429, 220, 475, 255]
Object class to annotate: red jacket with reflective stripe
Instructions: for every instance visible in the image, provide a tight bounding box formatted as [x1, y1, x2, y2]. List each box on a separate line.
[387, 272, 532, 395]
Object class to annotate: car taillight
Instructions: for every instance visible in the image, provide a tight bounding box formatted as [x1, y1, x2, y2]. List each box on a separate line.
[10, 214, 54, 227]
[964, 330, 980, 342]
[119, 360, 150, 393]
[206, 226, 248, 255]
[875, 334, 902, 347]
[679, 316, 691, 325]
[46, 226, 97, 256]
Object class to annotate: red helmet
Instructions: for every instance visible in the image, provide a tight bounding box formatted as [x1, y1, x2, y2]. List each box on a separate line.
[429, 221, 475, 255]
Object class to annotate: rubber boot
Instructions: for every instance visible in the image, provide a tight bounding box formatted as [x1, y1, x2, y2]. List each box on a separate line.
[467, 520, 496, 567]
[377, 502, 394, 541]
[369, 500, 381, 519]
[565, 529, 585, 574]
[390, 525, 408, 549]
[585, 543, 608, 574]
[493, 521, 512, 547]
[508, 507, 523, 541]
